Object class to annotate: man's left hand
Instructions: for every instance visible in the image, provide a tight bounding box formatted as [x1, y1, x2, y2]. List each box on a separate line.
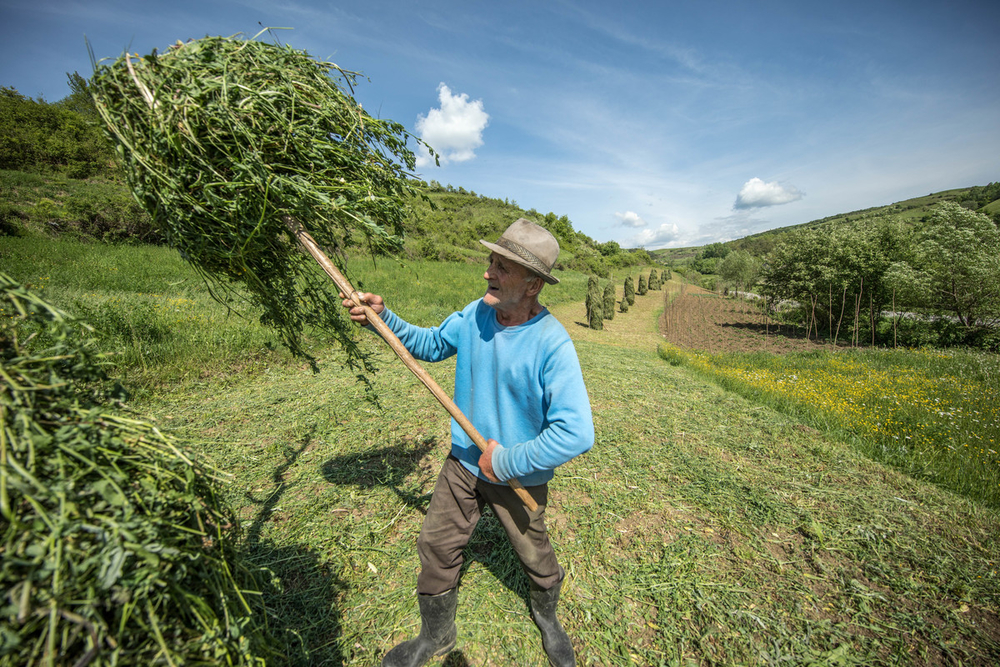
[479, 439, 502, 483]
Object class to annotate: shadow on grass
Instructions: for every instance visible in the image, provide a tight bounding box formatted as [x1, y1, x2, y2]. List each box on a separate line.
[320, 435, 439, 511]
[247, 541, 348, 667]
[239, 428, 349, 666]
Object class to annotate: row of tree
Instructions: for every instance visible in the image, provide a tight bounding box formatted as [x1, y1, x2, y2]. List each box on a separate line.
[747, 203, 1000, 348]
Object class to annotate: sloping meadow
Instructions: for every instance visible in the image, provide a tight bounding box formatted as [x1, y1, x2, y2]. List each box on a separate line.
[138, 318, 1000, 665]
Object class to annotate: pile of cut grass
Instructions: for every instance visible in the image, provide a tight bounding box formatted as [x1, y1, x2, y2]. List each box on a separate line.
[0, 275, 272, 666]
[90, 33, 427, 364]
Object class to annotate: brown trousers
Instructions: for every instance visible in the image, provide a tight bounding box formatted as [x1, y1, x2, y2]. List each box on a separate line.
[416, 455, 562, 595]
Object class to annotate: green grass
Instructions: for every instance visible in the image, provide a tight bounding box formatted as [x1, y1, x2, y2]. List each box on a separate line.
[0, 236, 591, 393]
[4, 236, 999, 665]
[662, 344, 1000, 510]
[134, 338, 1000, 666]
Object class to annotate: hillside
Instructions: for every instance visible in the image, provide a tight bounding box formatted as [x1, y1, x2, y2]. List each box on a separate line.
[4, 203, 998, 666]
[653, 184, 999, 262]
[0, 168, 653, 280]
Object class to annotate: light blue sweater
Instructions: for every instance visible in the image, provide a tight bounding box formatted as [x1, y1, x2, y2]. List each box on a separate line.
[375, 299, 594, 486]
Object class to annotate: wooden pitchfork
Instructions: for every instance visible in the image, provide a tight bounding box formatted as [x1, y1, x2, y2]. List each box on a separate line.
[285, 217, 539, 512]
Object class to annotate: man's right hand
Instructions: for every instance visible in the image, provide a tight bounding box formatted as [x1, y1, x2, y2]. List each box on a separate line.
[340, 292, 385, 326]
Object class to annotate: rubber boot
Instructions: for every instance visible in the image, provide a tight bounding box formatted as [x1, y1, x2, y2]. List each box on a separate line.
[381, 588, 458, 667]
[530, 574, 576, 667]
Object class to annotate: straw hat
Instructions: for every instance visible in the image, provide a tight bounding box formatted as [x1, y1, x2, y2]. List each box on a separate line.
[480, 218, 560, 285]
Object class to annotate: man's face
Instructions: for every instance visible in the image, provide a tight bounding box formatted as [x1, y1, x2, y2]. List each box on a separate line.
[483, 252, 536, 314]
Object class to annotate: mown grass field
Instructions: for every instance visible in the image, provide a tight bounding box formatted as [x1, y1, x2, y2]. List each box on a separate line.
[3, 236, 999, 665]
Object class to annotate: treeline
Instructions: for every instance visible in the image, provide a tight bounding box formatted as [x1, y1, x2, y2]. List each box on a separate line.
[0, 75, 113, 178]
[703, 205, 1000, 350]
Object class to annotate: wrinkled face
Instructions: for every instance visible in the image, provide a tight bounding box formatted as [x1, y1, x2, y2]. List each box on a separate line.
[483, 252, 538, 315]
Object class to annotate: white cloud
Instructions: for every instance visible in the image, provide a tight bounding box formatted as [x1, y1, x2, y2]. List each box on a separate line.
[615, 210, 647, 228]
[734, 177, 803, 209]
[415, 83, 490, 167]
[626, 222, 681, 249]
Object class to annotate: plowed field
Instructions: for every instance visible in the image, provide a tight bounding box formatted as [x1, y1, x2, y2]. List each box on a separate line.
[660, 282, 824, 354]
[551, 278, 827, 355]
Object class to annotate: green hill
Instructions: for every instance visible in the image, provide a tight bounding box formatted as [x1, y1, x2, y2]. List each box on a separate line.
[653, 184, 999, 263]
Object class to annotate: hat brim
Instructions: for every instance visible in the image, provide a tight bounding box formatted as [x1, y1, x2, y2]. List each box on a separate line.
[480, 240, 560, 284]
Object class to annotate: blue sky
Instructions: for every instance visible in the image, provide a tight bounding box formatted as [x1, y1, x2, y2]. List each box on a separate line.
[2, 0, 998, 249]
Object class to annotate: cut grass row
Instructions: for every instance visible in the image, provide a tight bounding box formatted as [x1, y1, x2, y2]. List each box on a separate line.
[660, 339, 1000, 511]
[140, 333, 1000, 665]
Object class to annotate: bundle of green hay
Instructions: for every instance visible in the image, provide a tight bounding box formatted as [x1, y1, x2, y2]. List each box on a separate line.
[0, 274, 270, 666]
[89, 33, 429, 363]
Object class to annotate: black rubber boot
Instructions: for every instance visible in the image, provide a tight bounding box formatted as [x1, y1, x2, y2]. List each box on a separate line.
[381, 588, 458, 667]
[530, 574, 576, 667]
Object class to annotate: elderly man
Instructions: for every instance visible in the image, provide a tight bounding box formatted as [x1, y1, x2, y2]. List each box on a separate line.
[342, 218, 594, 667]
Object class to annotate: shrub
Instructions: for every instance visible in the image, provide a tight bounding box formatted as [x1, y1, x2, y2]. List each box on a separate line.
[0, 202, 27, 236]
[63, 187, 159, 243]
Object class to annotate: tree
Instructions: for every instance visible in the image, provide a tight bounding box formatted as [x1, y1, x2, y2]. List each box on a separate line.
[760, 215, 909, 342]
[59, 71, 98, 119]
[907, 202, 1000, 327]
[0, 86, 113, 177]
[701, 242, 730, 260]
[719, 250, 759, 296]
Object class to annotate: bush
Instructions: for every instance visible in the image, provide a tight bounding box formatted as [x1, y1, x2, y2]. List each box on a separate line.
[63, 187, 159, 243]
[0, 87, 114, 178]
[0, 202, 27, 236]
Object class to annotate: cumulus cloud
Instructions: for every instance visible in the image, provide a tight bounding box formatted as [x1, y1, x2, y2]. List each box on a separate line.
[415, 83, 489, 167]
[627, 222, 681, 249]
[734, 177, 803, 209]
[615, 211, 647, 228]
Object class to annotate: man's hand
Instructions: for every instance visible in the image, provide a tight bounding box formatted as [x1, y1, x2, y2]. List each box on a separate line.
[479, 438, 502, 483]
[339, 291, 385, 326]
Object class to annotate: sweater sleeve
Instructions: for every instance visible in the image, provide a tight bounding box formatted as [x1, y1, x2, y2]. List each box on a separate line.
[490, 338, 594, 481]
[371, 307, 459, 362]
